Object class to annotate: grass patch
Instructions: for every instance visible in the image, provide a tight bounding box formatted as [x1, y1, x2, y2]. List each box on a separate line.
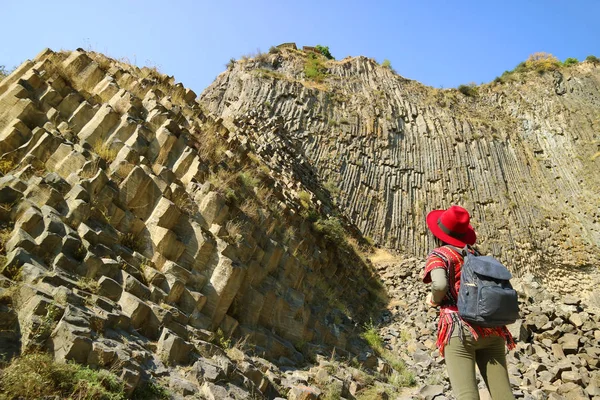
[92, 141, 118, 164]
[225, 219, 245, 244]
[77, 277, 99, 294]
[283, 226, 297, 244]
[360, 320, 415, 388]
[355, 385, 391, 400]
[304, 53, 327, 82]
[0, 352, 125, 400]
[236, 170, 259, 190]
[254, 68, 286, 80]
[322, 381, 343, 400]
[457, 83, 478, 97]
[29, 302, 62, 345]
[0, 227, 13, 279]
[361, 320, 383, 351]
[298, 191, 312, 210]
[0, 159, 16, 176]
[131, 380, 170, 400]
[313, 216, 346, 247]
[212, 328, 232, 349]
[388, 370, 416, 387]
[323, 180, 341, 197]
[119, 232, 143, 253]
[190, 121, 228, 165]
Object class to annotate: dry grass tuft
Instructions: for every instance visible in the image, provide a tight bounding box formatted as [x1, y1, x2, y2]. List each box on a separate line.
[92, 141, 118, 164]
[0, 352, 125, 399]
[0, 159, 16, 176]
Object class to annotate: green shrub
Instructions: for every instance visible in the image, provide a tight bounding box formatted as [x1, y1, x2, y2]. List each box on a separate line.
[323, 180, 341, 197]
[563, 57, 579, 66]
[236, 170, 259, 190]
[361, 320, 383, 352]
[298, 191, 312, 209]
[457, 83, 478, 97]
[0, 353, 125, 400]
[502, 54, 561, 78]
[212, 328, 232, 349]
[226, 58, 235, 69]
[304, 53, 327, 81]
[315, 45, 334, 60]
[525, 52, 561, 73]
[586, 55, 600, 64]
[313, 216, 346, 246]
[268, 46, 280, 54]
[381, 59, 392, 69]
[388, 370, 416, 388]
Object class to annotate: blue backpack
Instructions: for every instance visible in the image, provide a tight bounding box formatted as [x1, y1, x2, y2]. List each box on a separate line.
[439, 246, 520, 328]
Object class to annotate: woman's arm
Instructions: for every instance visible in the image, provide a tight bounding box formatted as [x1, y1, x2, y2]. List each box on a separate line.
[430, 268, 448, 305]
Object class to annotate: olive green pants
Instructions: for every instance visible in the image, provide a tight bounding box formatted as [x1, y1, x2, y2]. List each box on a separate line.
[445, 333, 515, 400]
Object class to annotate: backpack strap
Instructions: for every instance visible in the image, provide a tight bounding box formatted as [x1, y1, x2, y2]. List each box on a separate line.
[445, 248, 459, 305]
[446, 244, 480, 257]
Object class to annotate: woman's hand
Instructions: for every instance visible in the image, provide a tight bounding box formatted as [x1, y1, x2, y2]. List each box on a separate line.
[426, 292, 439, 307]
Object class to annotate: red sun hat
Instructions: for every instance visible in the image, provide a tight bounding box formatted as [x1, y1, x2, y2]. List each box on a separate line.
[426, 205, 477, 247]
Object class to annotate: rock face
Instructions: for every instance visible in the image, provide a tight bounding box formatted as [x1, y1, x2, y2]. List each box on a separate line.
[0, 48, 384, 395]
[200, 48, 600, 292]
[2, 46, 600, 398]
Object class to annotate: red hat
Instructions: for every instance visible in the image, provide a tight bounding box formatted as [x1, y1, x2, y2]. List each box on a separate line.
[426, 205, 476, 247]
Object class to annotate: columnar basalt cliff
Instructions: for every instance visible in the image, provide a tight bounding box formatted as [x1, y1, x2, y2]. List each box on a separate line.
[2, 46, 600, 399]
[200, 48, 600, 292]
[0, 49, 386, 396]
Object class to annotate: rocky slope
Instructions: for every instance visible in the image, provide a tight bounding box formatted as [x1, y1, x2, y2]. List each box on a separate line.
[199, 47, 600, 294]
[0, 48, 389, 397]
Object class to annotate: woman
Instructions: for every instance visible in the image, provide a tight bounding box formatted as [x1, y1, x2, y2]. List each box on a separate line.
[422, 205, 515, 400]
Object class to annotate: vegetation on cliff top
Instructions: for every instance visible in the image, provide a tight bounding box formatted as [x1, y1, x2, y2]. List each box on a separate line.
[452, 52, 600, 95]
[315, 45, 334, 60]
[0, 65, 10, 80]
[304, 52, 328, 82]
[493, 52, 599, 84]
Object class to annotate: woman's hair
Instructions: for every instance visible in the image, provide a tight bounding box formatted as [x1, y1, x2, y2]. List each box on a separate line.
[428, 231, 447, 248]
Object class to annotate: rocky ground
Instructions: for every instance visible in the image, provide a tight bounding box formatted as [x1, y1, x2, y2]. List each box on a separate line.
[372, 250, 600, 400]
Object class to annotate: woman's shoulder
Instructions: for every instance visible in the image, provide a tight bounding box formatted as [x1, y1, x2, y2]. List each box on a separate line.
[430, 245, 461, 256]
[428, 246, 466, 265]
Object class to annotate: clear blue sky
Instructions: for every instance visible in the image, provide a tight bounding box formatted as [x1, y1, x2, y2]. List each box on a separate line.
[2, 1, 599, 94]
